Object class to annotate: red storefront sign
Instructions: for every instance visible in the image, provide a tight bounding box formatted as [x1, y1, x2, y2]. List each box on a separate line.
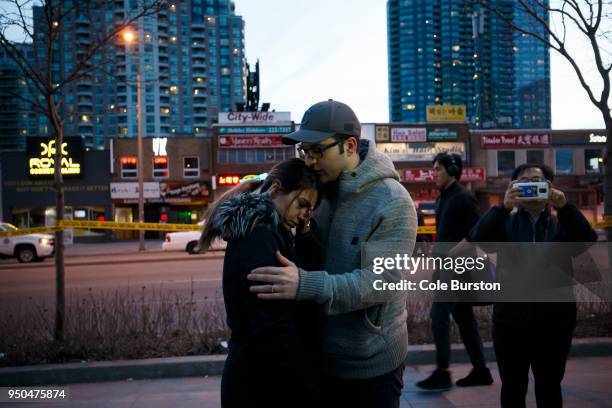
[480, 133, 550, 148]
[462, 167, 486, 181]
[404, 168, 435, 182]
[403, 167, 486, 183]
[218, 135, 285, 148]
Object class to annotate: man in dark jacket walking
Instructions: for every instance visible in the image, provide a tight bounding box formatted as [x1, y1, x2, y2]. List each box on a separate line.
[416, 153, 493, 390]
[468, 163, 597, 408]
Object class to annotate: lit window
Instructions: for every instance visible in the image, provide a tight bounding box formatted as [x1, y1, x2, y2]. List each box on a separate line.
[121, 156, 137, 178]
[153, 156, 169, 178]
[183, 157, 199, 178]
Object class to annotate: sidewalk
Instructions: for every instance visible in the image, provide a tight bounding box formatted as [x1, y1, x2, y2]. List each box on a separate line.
[4, 357, 611, 407]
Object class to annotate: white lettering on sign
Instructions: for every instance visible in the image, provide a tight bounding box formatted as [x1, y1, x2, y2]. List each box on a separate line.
[218, 112, 291, 124]
[390, 127, 427, 142]
[589, 133, 607, 143]
[152, 138, 168, 156]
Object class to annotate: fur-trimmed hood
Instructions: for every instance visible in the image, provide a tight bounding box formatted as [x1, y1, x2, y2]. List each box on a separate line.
[210, 192, 279, 241]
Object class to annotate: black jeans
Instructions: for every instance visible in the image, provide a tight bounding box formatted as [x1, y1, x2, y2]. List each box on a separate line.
[431, 301, 487, 370]
[493, 320, 574, 408]
[321, 364, 405, 408]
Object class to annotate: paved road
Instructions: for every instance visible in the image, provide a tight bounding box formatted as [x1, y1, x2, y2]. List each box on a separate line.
[0, 247, 225, 312]
[3, 357, 612, 407]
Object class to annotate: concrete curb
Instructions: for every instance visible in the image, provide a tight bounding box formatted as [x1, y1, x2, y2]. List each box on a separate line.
[1, 337, 611, 387]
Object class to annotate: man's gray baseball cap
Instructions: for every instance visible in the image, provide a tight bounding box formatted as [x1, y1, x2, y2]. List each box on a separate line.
[282, 99, 361, 145]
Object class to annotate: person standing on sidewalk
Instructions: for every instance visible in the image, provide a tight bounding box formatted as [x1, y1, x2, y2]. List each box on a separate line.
[247, 100, 418, 408]
[468, 163, 597, 407]
[416, 153, 493, 391]
[198, 159, 323, 408]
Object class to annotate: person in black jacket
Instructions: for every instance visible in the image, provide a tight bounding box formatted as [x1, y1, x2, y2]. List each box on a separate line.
[468, 163, 597, 408]
[198, 158, 322, 408]
[416, 153, 493, 390]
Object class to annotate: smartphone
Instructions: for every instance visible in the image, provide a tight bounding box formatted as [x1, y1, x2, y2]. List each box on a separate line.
[514, 182, 549, 200]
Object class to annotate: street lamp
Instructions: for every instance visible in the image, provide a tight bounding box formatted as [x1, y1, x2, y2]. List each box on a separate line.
[122, 29, 145, 251]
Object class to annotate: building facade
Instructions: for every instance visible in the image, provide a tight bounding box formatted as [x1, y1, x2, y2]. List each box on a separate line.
[470, 129, 605, 222]
[1, 136, 112, 242]
[387, 0, 550, 129]
[0, 0, 246, 152]
[110, 136, 212, 239]
[0, 44, 38, 152]
[211, 111, 295, 196]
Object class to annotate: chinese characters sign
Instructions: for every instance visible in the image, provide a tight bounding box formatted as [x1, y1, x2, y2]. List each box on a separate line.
[426, 105, 466, 122]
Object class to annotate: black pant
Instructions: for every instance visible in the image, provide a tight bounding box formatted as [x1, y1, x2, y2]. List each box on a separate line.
[493, 320, 574, 408]
[321, 364, 405, 408]
[431, 302, 487, 370]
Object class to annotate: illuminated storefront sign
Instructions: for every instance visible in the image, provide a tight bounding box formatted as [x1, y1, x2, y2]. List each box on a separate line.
[26, 137, 84, 178]
[377, 142, 466, 162]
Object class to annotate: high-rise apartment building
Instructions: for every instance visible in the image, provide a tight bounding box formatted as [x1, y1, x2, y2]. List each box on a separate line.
[387, 0, 550, 129]
[0, 0, 246, 151]
[0, 44, 38, 151]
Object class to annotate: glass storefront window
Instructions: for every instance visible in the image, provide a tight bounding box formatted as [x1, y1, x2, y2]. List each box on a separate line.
[555, 149, 573, 175]
[497, 150, 515, 175]
[584, 149, 603, 174]
[526, 150, 545, 165]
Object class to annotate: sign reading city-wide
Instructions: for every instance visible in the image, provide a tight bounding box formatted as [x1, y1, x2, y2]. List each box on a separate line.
[218, 112, 291, 125]
[426, 105, 466, 122]
[218, 135, 285, 148]
[480, 133, 551, 148]
[390, 127, 427, 142]
[377, 142, 466, 162]
[26, 137, 84, 178]
[403, 167, 485, 183]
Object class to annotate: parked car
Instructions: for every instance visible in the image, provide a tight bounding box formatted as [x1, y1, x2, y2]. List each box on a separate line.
[0, 223, 55, 263]
[162, 222, 226, 254]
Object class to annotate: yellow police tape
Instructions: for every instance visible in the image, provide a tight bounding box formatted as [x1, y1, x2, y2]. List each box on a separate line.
[0, 226, 61, 237]
[0, 219, 609, 239]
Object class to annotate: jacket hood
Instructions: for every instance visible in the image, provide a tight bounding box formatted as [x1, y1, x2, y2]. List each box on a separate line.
[210, 192, 279, 241]
[339, 139, 400, 194]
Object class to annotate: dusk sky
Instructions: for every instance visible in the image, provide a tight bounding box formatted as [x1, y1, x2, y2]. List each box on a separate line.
[236, 0, 610, 129]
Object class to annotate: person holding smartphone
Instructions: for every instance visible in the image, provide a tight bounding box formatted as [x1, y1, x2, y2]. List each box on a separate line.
[468, 163, 597, 407]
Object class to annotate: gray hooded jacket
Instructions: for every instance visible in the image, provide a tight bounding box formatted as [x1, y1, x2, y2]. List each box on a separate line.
[296, 140, 417, 379]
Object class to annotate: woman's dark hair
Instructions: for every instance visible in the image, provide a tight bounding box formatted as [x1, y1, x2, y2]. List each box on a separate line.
[198, 158, 321, 252]
[511, 163, 554, 182]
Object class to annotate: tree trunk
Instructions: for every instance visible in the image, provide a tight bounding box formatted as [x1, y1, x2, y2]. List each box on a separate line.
[50, 103, 65, 344]
[603, 115, 612, 268]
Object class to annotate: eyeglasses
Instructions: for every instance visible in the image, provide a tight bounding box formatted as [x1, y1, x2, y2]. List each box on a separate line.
[297, 140, 343, 159]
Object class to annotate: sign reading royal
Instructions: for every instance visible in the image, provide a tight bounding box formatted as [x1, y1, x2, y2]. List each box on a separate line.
[218, 111, 291, 125]
[26, 137, 84, 178]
